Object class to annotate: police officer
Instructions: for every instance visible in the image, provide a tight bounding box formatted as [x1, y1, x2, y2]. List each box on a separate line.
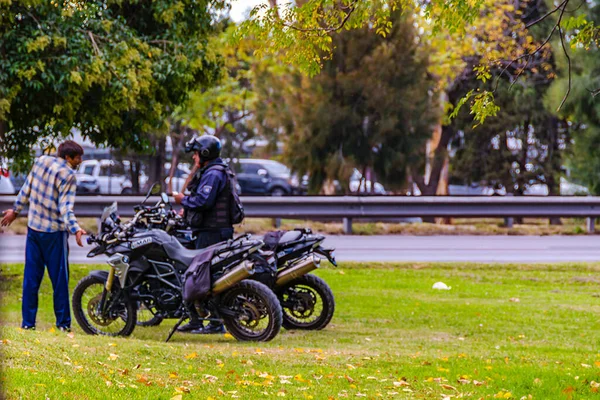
[173, 135, 234, 334]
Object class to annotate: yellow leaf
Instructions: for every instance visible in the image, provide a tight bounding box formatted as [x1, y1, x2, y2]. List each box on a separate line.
[185, 352, 198, 360]
[255, 348, 265, 355]
[109, 343, 116, 347]
[169, 372, 178, 379]
[224, 333, 234, 339]
[108, 354, 119, 361]
[171, 396, 183, 400]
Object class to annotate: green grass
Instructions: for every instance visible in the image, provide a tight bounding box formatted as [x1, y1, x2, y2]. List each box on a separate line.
[3, 262, 600, 399]
[2, 217, 596, 236]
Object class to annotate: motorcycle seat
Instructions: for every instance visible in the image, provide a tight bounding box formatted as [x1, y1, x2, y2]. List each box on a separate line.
[277, 231, 303, 244]
[163, 238, 227, 266]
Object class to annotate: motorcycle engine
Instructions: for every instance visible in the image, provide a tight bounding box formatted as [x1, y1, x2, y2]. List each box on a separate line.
[153, 287, 182, 311]
[138, 281, 182, 312]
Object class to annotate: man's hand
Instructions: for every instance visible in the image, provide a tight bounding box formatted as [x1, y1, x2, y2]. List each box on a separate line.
[1, 209, 18, 227]
[173, 192, 185, 205]
[75, 229, 86, 247]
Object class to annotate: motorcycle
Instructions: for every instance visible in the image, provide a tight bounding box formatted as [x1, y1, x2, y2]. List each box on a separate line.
[133, 199, 338, 331]
[72, 192, 283, 342]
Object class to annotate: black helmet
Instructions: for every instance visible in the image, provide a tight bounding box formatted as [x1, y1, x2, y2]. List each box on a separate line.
[185, 135, 222, 161]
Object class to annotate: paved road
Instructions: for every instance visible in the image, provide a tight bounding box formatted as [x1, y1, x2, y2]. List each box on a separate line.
[1, 234, 600, 264]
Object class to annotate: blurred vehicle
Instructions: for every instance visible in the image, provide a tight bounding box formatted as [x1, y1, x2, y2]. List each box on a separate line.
[164, 163, 190, 193]
[348, 169, 386, 194]
[79, 159, 148, 194]
[0, 167, 15, 194]
[235, 159, 306, 196]
[75, 173, 100, 194]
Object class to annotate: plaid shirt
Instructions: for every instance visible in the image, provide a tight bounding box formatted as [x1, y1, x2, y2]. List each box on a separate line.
[14, 155, 81, 234]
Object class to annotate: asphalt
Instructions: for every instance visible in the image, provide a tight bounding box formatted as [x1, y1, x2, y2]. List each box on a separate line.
[1, 234, 600, 264]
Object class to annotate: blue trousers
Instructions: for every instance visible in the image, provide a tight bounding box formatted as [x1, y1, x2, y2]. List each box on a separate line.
[22, 228, 71, 329]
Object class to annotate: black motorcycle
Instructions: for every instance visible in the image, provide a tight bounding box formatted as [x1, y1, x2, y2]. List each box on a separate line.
[72, 194, 283, 342]
[134, 204, 338, 331]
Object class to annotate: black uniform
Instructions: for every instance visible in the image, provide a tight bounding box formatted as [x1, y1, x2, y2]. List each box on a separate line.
[181, 158, 234, 248]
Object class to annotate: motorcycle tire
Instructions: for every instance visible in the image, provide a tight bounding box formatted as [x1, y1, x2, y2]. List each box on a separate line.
[278, 273, 335, 331]
[72, 275, 137, 337]
[220, 280, 282, 342]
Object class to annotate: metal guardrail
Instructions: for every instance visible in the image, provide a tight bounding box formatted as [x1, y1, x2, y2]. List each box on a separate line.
[2, 195, 600, 233]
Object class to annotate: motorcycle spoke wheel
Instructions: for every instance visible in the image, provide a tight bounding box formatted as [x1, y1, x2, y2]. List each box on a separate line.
[278, 274, 335, 331]
[72, 275, 137, 337]
[221, 280, 282, 342]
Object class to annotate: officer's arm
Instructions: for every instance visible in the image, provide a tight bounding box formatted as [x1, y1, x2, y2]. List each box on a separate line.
[181, 171, 225, 210]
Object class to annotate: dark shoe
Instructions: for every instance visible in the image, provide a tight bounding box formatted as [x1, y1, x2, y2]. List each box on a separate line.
[191, 323, 226, 335]
[177, 321, 204, 332]
[58, 326, 71, 333]
[21, 325, 35, 331]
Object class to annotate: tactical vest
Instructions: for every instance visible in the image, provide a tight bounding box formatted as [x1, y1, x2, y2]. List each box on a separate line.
[186, 163, 232, 230]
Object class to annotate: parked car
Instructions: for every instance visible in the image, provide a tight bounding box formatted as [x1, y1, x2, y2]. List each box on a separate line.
[348, 169, 386, 194]
[235, 159, 306, 196]
[0, 166, 15, 194]
[78, 159, 145, 194]
[75, 173, 101, 194]
[164, 163, 190, 193]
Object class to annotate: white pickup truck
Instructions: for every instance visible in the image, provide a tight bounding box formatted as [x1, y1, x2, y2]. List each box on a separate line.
[78, 159, 146, 195]
[78, 159, 189, 194]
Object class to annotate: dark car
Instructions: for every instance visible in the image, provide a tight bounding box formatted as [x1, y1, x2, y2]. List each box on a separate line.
[235, 159, 306, 196]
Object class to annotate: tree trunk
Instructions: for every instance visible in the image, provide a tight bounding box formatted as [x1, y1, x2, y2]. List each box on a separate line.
[417, 124, 453, 222]
[129, 160, 141, 194]
[145, 136, 167, 192]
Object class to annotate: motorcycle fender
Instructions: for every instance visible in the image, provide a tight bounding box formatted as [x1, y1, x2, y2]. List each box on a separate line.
[88, 270, 124, 289]
[89, 270, 109, 282]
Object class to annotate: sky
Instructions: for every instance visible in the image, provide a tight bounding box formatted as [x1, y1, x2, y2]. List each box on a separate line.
[228, 0, 269, 22]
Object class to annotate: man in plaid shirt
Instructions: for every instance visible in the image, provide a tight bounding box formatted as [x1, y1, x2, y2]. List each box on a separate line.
[1, 140, 86, 332]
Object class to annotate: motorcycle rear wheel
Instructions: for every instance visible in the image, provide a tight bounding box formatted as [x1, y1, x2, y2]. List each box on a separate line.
[278, 273, 335, 330]
[72, 275, 137, 336]
[220, 280, 282, 342]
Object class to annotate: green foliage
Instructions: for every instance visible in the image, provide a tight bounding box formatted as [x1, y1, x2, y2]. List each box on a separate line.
[0, 0, 223, 171]
[547, 2, 600, 194]
[253, 9, 439, 193]
[451, 79, 570, 195]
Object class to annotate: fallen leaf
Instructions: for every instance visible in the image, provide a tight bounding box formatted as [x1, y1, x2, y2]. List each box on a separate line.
[393, 381, 409, 387]
[185, 352, 198, 360]
[170, 395, 183, 400]
[169, 372, 178, 379]
[346, 364, 356, 370]
[509, 298, 520, 302]
[441, 384, 457, 391]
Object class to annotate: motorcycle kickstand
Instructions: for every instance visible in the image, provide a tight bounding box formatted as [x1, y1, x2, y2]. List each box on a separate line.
[165, 315, 188, 343]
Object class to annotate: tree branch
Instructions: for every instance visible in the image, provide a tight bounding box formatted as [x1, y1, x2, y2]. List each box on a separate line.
[556, 24, 571, 112]
[525, 0, 568, 29]
[282, 2, 357, 34]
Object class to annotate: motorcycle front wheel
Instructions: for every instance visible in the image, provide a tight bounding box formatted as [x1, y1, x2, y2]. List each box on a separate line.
[72, 275, 137, 336]
[277, 273, 335, 330]
[220, 280, 282, 342]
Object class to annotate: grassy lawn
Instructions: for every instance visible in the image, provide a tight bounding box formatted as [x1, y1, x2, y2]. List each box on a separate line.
[1, 217, 595, 236]
[3, 262, 600, 399]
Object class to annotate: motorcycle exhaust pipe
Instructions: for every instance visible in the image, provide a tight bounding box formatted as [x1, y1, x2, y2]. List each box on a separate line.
[275, 255, 320, 287]
[212, 261, 255, 294]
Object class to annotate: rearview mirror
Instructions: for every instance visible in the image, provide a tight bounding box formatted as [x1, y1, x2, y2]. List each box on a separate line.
[161, 192, 169, 204]
[141, 182, 161, 205]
